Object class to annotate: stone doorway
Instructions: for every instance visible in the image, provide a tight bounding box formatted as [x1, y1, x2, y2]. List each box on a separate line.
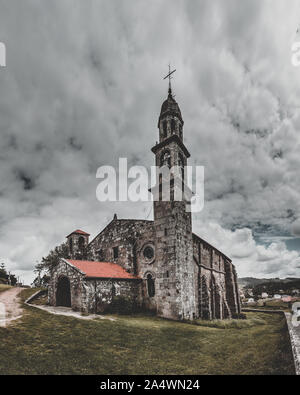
[56, 276, 71, 307]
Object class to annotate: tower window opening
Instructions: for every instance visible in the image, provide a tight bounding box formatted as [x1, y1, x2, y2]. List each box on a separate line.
[159, 174, 163, 201]
[163, 120, 167, 138]
[164, 228, 168, 236]
[178, 153, 185, 192]
[160, 150, 171, 168]
[171, 119, 175, 134]
[78, 236, 85, 251]
[179, 124, 183, 139]
[69, 238, 73, 254]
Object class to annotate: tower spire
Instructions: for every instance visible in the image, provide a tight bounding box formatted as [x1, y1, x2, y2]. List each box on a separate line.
[163, 64, 176, 98]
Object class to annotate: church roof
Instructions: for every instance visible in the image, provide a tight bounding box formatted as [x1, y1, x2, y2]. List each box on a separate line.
[158, 93, 183, 126]
[65, 259, 140, 280]
[192, 233, 232, 262]
[66, 229, 90, 238]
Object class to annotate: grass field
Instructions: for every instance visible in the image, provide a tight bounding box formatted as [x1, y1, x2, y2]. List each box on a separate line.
[0, 284, 11, 293]
[0, 288, 295, 375]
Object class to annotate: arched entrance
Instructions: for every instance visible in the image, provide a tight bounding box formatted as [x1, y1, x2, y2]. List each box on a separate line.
[56, 276, 71, 307]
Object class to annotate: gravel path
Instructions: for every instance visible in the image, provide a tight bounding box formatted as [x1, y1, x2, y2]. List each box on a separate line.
[0, 287, 23, 327]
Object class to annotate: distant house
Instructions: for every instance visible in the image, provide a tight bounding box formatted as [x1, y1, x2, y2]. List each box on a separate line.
[261, 292, 268, 299]
[273, 294, 281, 300]
[239, 290, 245, 299]
[247, 298, 255, 304]
[282, 296, 292, 303]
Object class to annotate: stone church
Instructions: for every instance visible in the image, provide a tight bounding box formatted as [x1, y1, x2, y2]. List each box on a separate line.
[48, 84, 241, 321]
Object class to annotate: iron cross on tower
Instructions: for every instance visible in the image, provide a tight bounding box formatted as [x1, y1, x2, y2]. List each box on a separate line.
[163, 64, 176, 97]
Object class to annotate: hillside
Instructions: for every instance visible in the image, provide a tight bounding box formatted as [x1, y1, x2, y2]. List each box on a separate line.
[238, 277, 300, 288]
[238, 277, 300, 297]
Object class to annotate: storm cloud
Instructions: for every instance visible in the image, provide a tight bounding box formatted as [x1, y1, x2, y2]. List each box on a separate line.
[0, 0, 300, 283]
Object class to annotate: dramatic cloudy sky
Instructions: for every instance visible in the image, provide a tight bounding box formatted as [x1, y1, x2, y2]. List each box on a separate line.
[1, 0, 300, 284]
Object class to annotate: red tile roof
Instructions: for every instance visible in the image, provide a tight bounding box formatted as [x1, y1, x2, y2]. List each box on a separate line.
[66, 229, 90, 238]
[66, 259, 140, 280]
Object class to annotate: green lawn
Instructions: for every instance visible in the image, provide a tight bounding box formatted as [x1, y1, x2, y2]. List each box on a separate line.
[0, 288, 295, 375]
[0, 284, 12, 293]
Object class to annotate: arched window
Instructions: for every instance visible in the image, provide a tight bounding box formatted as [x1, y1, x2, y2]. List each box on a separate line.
[171, 119, 175, 134]
[111, 282, 116, 298]
[147, 274, 155, 297]
[163, 120, 167, 138]
[178, 153, 185, 180]
[160, 150, 171, 168]
[179, 124, 183, 139]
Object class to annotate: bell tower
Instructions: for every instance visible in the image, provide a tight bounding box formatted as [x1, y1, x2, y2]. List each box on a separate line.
[66, 229, 90, 260]
[151, 69, 198, 321]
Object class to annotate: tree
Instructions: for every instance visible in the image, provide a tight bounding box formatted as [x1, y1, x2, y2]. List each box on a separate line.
[9, 273, 17, 286]
[35, 243, 70, 276]
[0, 263, 17, 285]
[32, 274, 50, 288]
[0, 263, 8, 283]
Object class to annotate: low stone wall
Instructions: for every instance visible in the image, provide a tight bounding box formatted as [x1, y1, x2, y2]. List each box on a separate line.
[285, 313, 300, 375]
[242, 308, 284, 314]
[25, 289, 47, 305]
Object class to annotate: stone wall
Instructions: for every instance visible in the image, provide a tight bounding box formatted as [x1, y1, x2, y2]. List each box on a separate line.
[193, 234, 240, 319]
[153, 199, 197, 321]
[83, 278, 141, 314]
[88, 218, 157, 311]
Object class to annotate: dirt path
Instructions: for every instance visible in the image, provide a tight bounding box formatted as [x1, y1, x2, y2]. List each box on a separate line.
[0, 287, 23, 327]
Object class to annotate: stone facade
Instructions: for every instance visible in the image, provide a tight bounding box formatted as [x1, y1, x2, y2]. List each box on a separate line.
[48, 259, 87, 312]
[48, 88, 241, 321]
[48, 258, 140, 314]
